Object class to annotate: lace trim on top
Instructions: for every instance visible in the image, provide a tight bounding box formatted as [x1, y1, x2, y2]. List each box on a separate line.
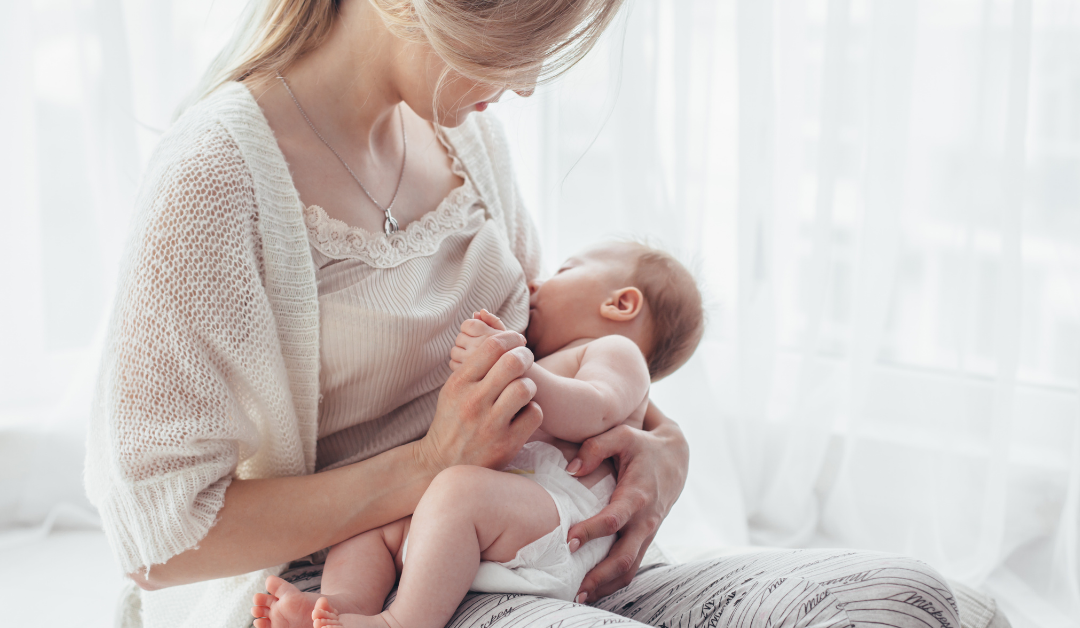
[304, 129, 484, 269]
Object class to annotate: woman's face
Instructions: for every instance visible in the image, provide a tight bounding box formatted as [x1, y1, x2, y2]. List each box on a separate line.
[395, 42, 534, 127]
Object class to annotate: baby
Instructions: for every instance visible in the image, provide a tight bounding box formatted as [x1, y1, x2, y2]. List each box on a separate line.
[252, 241, 704, 628]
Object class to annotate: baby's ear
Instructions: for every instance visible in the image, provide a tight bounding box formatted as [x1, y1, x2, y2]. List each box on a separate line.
[600, 287, 645, 322]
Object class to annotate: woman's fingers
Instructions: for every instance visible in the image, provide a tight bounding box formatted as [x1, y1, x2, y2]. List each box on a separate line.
[577, 527, 655, 603]
[567, 408, 690, 602]
[567, 483, 646, 549]
[425, 330, 536, 470]
[509, 400, 543, 443]
[456, 331, 526, 382]
[566, 425, 634, 478]
[492, 376, 537, 420]
[480, 345, 535, 403]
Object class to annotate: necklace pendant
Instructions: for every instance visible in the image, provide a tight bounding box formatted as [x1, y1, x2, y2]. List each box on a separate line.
[384, 215, 400, 236]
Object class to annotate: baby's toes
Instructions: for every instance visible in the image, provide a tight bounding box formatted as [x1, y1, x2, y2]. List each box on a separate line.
[312, 597, 343, 628]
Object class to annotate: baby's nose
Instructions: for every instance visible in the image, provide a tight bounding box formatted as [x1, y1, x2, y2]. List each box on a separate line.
[527, 279, 542, 296]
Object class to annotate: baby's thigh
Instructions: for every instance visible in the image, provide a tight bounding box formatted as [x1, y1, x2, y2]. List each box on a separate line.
[385, 516, 412, 571]
[425, 466, 560, 563]
[479, 473, 560, 563]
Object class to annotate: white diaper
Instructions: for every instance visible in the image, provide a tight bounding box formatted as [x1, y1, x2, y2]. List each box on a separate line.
[403, 441, 616, 602]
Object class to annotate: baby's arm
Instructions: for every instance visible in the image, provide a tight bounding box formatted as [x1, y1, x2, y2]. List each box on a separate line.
[451, 311, 650, 443]
[528, 336, 650, 441]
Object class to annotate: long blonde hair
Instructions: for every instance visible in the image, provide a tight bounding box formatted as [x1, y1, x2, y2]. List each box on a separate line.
[180, 0, 624, 116]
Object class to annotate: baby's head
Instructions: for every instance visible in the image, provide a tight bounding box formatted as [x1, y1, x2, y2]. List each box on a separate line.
[525, 241, 704, 380]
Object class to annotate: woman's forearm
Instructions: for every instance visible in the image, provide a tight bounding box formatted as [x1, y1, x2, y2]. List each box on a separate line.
[131, 440, 439, 590]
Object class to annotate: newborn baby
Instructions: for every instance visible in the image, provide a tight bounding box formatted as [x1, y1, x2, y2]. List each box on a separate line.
[252, 241, 704, 628]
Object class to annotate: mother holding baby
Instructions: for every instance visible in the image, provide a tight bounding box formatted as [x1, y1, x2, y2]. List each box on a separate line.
[86, 0, 961, 627]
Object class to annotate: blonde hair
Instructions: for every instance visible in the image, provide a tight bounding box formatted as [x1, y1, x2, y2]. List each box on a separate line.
[181, 0, 624, 115]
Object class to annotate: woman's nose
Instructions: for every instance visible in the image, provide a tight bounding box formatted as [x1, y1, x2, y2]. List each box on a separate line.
[513, 86, 535, 98]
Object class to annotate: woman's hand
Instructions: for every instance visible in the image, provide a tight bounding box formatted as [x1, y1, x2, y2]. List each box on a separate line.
[565, 401, 689, 603]
[420, 329, 543, 473]
[449, 310, 507, 372]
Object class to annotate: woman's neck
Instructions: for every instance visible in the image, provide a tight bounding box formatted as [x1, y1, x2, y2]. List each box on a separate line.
[253, 0, 411, 158]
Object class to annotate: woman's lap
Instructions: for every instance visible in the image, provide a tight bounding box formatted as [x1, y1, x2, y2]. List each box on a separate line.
[593, 548, 959, 628]
[278, 547, 958, 628]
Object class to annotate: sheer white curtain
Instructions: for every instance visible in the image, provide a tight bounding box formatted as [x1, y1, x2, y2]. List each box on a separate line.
[493, 1, 1080, 626]
[0, 0, 248, 529]
[1, 0, 1077, 627]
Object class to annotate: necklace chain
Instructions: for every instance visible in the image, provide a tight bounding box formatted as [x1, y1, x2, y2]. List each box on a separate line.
[277, 74, 407, 236]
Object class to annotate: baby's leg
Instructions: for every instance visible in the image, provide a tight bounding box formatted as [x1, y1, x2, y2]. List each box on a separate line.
[251, 517, 409, 628]
[314, 466, 560, 628]
[321, 516, 411, 615]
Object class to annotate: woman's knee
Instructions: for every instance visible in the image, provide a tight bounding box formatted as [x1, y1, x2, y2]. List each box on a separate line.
[825, 552, 960, 628]
[856, 552, 953, 592]
[592, 550, 960, 628]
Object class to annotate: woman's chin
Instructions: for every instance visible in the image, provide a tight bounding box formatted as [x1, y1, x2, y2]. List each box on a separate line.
[435, 107, 488, 128]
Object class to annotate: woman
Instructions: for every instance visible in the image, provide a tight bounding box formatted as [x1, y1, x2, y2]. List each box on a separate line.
[86, 1, 961, 627]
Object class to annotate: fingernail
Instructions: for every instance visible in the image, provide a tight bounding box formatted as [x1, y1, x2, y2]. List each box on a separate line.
[565, 459, 582, 475]
[568, 537, 581, 553]
[575, 592, 588, 604]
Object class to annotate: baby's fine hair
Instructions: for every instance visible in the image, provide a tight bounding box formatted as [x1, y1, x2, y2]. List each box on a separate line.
[623, 242, 705, 380]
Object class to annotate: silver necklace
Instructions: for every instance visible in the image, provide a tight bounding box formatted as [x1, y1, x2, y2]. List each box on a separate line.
[277, 74, 407, 235]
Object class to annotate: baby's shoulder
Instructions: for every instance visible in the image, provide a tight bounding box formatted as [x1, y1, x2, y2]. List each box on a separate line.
[580, 335, 649, 372]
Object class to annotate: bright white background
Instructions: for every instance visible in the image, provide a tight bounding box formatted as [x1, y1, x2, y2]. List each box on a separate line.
[1, 0, 1078, 627]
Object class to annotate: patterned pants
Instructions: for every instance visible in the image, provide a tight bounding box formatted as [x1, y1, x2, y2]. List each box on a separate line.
[280, 548, 960, 628]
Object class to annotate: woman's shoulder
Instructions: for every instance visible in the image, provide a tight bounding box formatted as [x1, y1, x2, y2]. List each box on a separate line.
[154, 82, 271, 170]
[139, 82, 294, 222]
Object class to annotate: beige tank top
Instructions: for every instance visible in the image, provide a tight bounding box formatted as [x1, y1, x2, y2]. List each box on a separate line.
[305, 140, 532, 472]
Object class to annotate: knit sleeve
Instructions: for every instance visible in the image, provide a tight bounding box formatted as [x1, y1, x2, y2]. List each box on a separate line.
[85, 119, 292, 575]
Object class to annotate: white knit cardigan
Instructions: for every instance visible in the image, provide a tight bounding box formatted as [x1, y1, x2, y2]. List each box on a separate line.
[84, 81, 540, 628]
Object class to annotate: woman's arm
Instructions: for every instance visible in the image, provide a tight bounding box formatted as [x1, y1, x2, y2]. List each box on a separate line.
[564, 401, 689, 603]
[132, 441, 428, 590]
[133, 331, 542, 590]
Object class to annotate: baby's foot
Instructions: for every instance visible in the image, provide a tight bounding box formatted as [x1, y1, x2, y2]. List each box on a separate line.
[251, 576, 320, 628]
[312, 597, 395, 628]
[312, 598, 345, 628]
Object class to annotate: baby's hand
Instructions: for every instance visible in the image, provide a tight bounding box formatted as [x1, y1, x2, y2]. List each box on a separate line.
[449, 310, 509, 372]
